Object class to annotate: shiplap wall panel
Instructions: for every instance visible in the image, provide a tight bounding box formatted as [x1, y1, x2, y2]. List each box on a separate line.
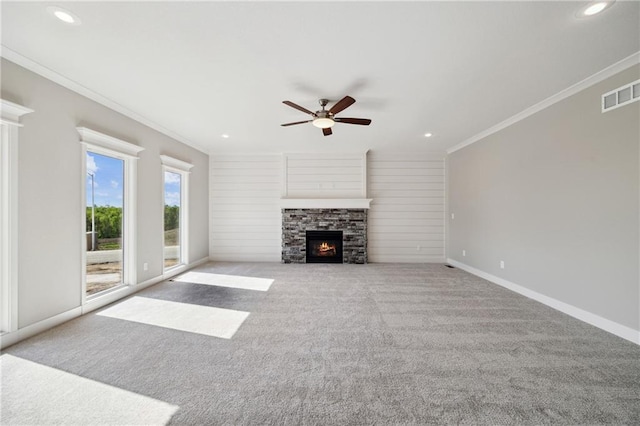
[284, 153, 365, 198]
[210, 155, 281, 262]
[368, 151, 445, 263]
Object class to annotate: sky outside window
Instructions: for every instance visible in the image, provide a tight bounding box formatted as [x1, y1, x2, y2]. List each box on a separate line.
[164, 171, 181, 207]
[86, 153, 123, 207]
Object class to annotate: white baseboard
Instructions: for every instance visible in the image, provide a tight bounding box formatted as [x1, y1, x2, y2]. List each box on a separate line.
[447, 258, 640, 345]
[1, 257, 212, 349]
[1, 307, 82, 349]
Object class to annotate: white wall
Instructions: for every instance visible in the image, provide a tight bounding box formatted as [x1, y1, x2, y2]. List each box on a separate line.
[368, 151, 445, 263]
[209, 155, 281, 262]
[210, 151, 446, 263]
[0, 58, 210, 331]
[448, 64, 639, 336]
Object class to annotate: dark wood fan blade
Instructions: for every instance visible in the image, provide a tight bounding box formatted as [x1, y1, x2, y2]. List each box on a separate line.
[329, 96, 355, 114]
[283, 101, 315, 116]
[281, 120, 313, 127]
[334, 117, 372, 125]
[322, 127, 332, 136]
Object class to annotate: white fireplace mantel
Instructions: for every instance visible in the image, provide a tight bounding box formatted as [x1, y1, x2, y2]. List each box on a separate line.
[280, 198, 372, 209]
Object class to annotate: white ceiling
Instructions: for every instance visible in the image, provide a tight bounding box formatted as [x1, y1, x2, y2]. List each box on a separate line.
[2, 1, 639, 154]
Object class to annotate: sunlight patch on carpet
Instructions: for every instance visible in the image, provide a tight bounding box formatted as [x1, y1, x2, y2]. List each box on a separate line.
[173, 271, 274, 291]
[0, 354, 178, 425]
[97, 296, 250, 339]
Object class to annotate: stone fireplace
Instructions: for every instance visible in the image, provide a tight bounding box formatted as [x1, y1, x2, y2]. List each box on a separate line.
[280, 152, 371, 264]
[282, 208, 368, 264]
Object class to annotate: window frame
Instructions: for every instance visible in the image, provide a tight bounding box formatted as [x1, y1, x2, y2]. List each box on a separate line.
[160, 155, 193, 270]
[78, 127, 144, 303]
[0, 100, 33, 334]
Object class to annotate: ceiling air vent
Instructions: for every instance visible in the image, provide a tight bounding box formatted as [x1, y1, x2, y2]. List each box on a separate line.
[602, 79, 640, 112]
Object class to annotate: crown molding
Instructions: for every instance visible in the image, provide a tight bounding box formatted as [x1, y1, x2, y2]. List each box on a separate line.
[447, 51, 640, 155]
[1, 46, 209, 155]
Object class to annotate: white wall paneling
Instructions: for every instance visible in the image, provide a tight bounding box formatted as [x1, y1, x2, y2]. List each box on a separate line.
[282, 152, 367, 198]
[210, 155, 282, 262]
[367, 151, 446, 263]
[210, 151, 446, 263]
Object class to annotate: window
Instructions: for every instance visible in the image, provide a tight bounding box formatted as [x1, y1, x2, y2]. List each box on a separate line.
[85, 151, 124, 296]
[160, 155, 193, 271]
[1, 100, 33, 334]
[78, 128, 144, 300]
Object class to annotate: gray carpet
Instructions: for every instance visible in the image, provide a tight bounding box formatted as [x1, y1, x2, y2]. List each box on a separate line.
[2, 262, 639, 425]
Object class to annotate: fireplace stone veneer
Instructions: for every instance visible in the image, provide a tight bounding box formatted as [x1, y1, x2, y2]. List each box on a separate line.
[282, 208, 367, 264]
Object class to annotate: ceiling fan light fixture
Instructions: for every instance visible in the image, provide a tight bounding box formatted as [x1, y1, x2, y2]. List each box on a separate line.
[312, 117, 335, 129]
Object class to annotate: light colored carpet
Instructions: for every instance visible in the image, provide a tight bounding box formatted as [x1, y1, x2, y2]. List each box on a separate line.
[0, 354, 178, 425]
[97, 296, 250, 339]
[1, 262, 638, 425]
[172, 270, 273, 291]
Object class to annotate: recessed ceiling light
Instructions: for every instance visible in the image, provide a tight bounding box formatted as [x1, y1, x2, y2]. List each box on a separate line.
[47, 6, 81, 25]
[424, 133, 433, 138]
[221, 134, 230, 139]
[576, 1, 615, 18]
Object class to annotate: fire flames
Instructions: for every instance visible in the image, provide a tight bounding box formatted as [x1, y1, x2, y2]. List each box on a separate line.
[316, 241, 336, 256]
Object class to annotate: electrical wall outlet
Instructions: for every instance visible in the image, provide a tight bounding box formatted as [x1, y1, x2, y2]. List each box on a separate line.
[462, 250, 466, 257]
[451, 213, 455, 219]
[143, 262, 148, 271]
[500, 260, 505, 269]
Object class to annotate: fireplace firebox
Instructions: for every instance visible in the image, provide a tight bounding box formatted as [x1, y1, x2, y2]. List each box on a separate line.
[306, 230, 343, 263]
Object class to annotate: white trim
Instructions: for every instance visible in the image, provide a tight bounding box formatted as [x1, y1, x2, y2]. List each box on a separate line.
[281, 154, 289, 197]
[123, 157, 138, 286]
[284, 151, 369, 160]
[81, 129, 144, 302]
[447, 258, 640, 345]
[0, 99, 31, 335]
[80, 143, 89, 302]
[0, 256, 210, 349]
[447, 51, 640, 154]
[0, 99, 34, 126]
[0, 125, 19, 333]
[361, 150, 369, 198]
[1, 47, 208, 154]
[77, 127, 144, 158]
[280, 198, 372, 209]
[160, 154, 194, 172]
[0, 307, 82, 350]
[181, 171, 190, 265]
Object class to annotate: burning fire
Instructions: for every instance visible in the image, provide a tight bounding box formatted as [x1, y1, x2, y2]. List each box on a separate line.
[317, 241, 336, 256]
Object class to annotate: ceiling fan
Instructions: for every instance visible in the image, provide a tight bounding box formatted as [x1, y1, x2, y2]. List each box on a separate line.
[281, 96, 372, 136]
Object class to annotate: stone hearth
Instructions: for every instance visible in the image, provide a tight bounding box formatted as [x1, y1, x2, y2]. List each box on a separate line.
[282, 208, 367, 264]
